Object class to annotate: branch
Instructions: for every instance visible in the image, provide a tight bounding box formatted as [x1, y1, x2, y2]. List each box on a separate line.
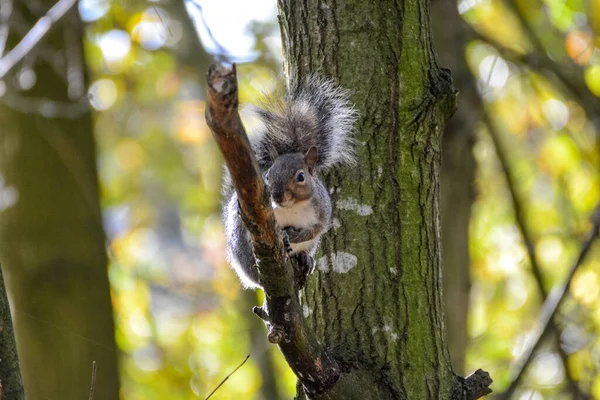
[0, 0, 78, 81]
[466, 20, 600, 135]
[499, 203, 600, 399]
[482, 111, 582, 396]
[204, 64, 341, 396]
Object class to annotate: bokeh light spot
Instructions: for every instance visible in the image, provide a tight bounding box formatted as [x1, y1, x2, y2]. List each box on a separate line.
[584, 66, 600, 97]
[99, 30, 132, 63]
[572, 270, 600, 305]
[542, 99, 569, 130]
[565, 31, 593, 65]
[79, 0, 110, 22]
[89, 78, 118, 110]
[479, 55, 509, 89]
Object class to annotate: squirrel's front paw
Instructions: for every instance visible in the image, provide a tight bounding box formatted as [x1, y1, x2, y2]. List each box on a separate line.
[282, 231, 294, 255]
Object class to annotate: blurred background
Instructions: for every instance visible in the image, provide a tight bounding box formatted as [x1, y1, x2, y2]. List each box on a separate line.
[1, 0, 600, 398]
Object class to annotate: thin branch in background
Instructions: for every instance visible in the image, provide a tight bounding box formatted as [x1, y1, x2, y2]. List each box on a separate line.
[63, 14, 85, 99]
[483, 111, 585, 397]
[153, 6, 174, 38]
[481, 54, 499, 96]
[503, 0, 547, 59]
[88, 361, 97, 400]
[499, 202, 600, 399]
[8, 11, 68, 81]
[0, 0, 78, 80]
[0, 0, 13, 57]
[466, 23, 600, 138]
[204, 355, 250, 400]
[502, 0, 600, 130]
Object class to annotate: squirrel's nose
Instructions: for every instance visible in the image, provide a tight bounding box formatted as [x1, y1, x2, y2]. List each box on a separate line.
[272, 191, 284, 204]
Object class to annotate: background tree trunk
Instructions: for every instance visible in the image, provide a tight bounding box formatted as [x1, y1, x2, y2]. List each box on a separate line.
[278, 0, 460, 397]
[431, 0, 480, 375]
[0, 2, 120, 399]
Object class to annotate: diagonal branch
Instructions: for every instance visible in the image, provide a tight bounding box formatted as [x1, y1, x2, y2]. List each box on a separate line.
[483, 111, 583, 397]
[498, 200, 600, 399]
[479, 30, 599, 126]
[204, 64, 341, 396]
[0, 0, 78, 81]
[467, 4, 600, 134]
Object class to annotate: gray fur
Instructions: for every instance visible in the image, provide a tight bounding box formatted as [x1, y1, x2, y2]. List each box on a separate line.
[223, 192, 260, 288]
[222, 77, 356, 289]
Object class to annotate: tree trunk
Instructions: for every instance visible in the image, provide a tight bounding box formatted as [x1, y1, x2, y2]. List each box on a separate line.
[0, 265, 24, 400]
[431, 0, 480, 375]
[0, 3, 120, 399]
[278, 0, 461, 397]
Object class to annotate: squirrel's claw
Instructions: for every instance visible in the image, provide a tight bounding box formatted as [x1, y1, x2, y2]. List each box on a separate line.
[282, 231, 294, 255]
[292, 252, 315, 290]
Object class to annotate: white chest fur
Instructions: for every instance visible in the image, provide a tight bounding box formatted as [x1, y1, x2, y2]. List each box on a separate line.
[273, 200, 319, 253]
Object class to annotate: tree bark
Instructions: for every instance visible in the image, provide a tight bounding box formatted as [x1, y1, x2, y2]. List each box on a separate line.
[431, 0, 480, 375]
[0, 2, 120, 399]
[0, 265, 24, 400]
[277, 0, 474, 397]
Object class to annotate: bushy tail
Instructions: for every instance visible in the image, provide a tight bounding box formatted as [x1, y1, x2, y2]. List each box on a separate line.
[249, 76, 358, 171]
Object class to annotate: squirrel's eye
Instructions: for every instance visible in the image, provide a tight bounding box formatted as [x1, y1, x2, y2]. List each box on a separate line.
[265, 171, 269, 181]
[297, 172, 305, 182]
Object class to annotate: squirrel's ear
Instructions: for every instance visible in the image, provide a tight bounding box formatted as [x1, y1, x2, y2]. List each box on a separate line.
[304, 146, 318, 173]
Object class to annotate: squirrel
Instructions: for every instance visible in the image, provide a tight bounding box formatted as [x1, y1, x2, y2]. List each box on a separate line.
[222, 76, 357, 289]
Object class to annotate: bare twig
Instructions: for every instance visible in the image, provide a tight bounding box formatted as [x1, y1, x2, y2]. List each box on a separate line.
[152, 6, 173, 38]
[88, 361, 97, 400]
[0, 0, 13, 57]
[204, 355, 250, 400]
[499, 203, 600, 399]
[0, 0, 78, 80]
[482, 111, 582, 396]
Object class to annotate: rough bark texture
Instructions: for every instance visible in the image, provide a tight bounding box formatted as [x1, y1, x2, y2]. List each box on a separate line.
[0, 265, 24, 400]
[431, 0, 479, 375]
[0, 3, 120, 399]
[278, 0, 465, 397]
